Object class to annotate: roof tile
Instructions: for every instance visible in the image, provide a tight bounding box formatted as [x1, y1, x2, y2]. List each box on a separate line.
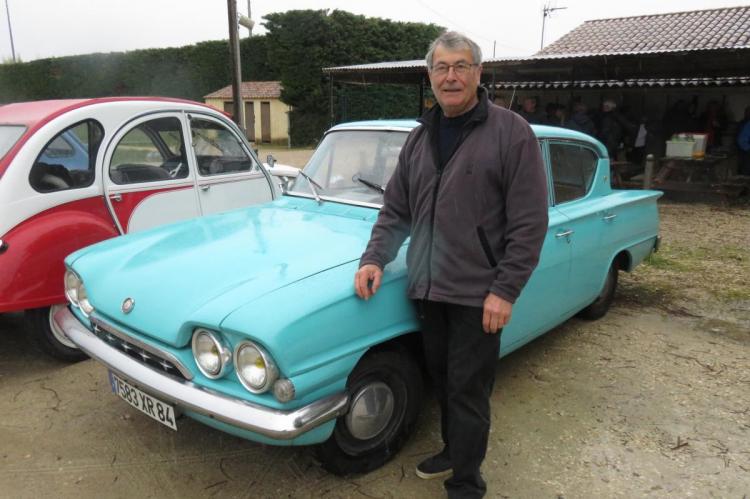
[539, 6, 750, 56]
[204, 81, 283, 100]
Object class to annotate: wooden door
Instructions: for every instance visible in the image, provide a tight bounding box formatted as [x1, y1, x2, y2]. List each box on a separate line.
[244, 101, 255, 141]
[261, 102, 271, 143]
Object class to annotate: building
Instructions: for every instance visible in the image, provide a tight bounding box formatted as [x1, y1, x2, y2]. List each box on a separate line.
[325, 6, 750, 128]
[204, 81, 290, 144]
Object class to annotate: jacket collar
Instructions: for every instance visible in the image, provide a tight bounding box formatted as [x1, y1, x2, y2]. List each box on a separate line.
[418, 86, 489, 132]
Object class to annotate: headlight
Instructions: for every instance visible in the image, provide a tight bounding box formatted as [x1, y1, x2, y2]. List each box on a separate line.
[235, 341, 278, 393]
[76, 282, 95, 316]
[64, 270, 81, 306]
[191, 329, 231, 379]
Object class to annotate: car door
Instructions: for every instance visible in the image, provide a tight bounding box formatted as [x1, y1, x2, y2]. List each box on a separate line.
[188, 114, 274, 215]
[500, 140, 573, 353]
[547, 140, 613, 311]
[104, 113, 200, 234]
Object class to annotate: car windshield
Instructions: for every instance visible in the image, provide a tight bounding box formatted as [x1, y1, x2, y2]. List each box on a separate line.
[290, 129, 409, 206]
[0, 125, 26, 161]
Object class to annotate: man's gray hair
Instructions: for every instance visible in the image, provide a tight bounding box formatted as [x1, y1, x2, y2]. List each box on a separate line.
[425, 31, 482, 70]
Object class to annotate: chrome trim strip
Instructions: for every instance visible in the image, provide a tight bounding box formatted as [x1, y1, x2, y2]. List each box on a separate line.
[284, 192, 383, 209]
[56, 307, 349, 439]
[90, 315, 194, 380]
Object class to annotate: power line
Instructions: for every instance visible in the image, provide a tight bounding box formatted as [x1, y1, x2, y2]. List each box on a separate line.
[414, 0, 526, 54]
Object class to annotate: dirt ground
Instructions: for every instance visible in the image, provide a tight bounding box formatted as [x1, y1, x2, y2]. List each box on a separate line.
[1, 200, 748, 499]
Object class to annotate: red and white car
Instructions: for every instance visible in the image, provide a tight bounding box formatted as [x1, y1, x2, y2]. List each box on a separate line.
[0, 97, 279, 361]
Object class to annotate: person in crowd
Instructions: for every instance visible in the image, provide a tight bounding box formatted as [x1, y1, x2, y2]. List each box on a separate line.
[565, 102, 596, 137]
[699, 100, 728, 149]
[517, 96, 545, 124]
[597, 99, 635, 160]
[738, 106, 750, 176]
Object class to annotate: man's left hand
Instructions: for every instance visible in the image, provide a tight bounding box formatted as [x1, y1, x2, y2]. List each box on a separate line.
[483, 293, 512, 334]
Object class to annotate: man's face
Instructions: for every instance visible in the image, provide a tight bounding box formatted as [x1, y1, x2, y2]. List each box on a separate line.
[428, 44, 482, 118]
[523, 98, 536, 113]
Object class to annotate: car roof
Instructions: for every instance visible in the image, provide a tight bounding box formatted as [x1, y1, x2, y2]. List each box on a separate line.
[329, 119, 418, 131]
[0, 97, 218, 128]
[0, 97, 225, 178]
[327, 119, 606, 156]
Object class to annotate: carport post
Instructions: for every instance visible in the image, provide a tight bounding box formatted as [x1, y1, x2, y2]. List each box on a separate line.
[644, 154, 654, 190]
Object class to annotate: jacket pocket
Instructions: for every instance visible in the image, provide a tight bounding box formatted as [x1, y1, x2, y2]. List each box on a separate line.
[476, 226, 498, 268]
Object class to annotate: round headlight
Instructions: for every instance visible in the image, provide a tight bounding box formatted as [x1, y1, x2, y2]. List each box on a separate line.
[191, 329, 231, 379]
[64, 270, 81, 305]
[235, 342, 278, 393]
[76, 282, 95, 316]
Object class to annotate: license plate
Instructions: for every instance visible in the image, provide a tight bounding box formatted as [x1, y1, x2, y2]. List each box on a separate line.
[109, 371, 177, 431]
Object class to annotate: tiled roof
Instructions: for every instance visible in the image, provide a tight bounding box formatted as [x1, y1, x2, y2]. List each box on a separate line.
[539, 6, 750, 56]
[204, 81, 282, 100]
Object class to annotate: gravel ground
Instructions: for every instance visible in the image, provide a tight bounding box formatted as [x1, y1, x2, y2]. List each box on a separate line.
[1, 200, 748, 498]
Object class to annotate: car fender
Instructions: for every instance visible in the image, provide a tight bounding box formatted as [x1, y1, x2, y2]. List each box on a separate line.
[220, 256, 419, 402]
[0, 196, 118, 312]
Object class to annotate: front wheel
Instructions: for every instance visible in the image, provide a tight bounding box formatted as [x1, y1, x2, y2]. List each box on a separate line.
[577, 262, 618, 320]
[317, 348, 423, 475]
[26, 305, 87, 362]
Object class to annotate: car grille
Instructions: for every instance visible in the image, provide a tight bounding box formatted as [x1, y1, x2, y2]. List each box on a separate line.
[90, 317, 192, 381]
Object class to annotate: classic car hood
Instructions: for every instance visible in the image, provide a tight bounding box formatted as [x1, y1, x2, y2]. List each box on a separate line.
[70, 197, 379, 346]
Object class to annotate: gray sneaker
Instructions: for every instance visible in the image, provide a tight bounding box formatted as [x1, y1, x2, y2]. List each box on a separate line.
[415, 450, 452, 479]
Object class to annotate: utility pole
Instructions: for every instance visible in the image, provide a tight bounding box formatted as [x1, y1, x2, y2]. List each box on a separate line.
[227, 0, 243, 128]
[541, 2, 567, 50]
[246, 0, 253, 37]
[4, 0, 15, 62]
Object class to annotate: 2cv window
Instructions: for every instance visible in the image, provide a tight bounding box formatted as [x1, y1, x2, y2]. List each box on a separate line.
[29, 120, 103, 193]
[110, 117, 189, 185]
[548, 142, 599, 204]
[190, 118, 256, 176]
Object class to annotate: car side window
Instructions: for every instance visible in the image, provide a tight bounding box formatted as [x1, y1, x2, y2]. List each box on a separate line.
[549, 142, 598, 204]
[110, 117, 188, 185]
[29, 120, 103, 193]
[190, 118, 256, 176]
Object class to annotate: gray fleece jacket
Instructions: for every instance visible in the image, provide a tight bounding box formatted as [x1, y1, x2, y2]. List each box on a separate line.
[360, 88, 548, 307]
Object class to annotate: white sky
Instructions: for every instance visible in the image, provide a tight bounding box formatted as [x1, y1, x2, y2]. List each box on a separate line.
[0, 0, 743, 63]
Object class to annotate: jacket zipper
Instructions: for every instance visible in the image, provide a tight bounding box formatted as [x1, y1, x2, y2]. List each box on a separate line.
[423, 168, 443, 300]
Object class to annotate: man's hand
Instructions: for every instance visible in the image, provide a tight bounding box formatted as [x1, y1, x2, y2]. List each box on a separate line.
[354, 264, 383, 300]
[483, 293, 512, 334]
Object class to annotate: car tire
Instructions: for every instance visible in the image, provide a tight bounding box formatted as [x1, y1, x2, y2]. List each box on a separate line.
[317, 348, 423, 476]
[26, 305, 87, 362]
[577, 262, 619, 320]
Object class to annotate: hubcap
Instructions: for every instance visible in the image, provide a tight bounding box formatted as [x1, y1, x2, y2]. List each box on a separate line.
[48, 304, 78, 349]
[345, 381, 394, 440]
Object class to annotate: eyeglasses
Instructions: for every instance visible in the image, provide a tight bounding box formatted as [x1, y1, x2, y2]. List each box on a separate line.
[430, 62, 478, 76]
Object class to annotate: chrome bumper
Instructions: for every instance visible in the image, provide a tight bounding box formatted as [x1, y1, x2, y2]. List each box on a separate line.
[54, 306, 348, 440]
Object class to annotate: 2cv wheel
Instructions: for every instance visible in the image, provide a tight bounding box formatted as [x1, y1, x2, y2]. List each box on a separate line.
[317, 348, 423, 475]
[26, 305, 87, 362]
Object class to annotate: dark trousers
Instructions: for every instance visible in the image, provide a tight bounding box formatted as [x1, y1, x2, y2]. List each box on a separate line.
[416, 300, 501, 499]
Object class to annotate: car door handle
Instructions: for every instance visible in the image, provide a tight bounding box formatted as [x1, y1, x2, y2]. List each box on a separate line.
[200, 184, 210, 191]
[555, 229, 574, 238]
[110, 194, 122, 202]
[602, 214, 617, 221]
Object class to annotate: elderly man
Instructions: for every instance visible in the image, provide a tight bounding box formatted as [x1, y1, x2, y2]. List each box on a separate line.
[355, 32, 548, 498]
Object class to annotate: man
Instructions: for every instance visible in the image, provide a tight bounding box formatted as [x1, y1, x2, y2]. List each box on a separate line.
[517, 96, 545, 124]
[597, 99, 634, 160]
[566, 102, 596, 137]
[354, 32, 548, 498]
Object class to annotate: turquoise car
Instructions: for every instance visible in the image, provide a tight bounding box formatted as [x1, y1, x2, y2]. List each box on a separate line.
[55, 120, 661, 475]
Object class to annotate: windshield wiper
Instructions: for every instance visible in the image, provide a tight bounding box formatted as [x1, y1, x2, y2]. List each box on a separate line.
[297, 170, 324, 204]
[354, 175, 385, 193]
